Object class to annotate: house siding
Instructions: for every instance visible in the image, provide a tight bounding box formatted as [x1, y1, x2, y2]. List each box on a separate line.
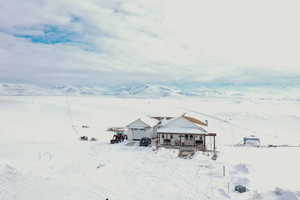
[127, 127, 155, 141]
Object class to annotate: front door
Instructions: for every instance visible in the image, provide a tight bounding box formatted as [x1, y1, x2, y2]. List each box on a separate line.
[184, 135, 194, 146]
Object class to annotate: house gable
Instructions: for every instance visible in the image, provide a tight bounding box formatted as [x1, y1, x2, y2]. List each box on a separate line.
[126, 118, 152, 129]
[157, 116, 207, 134]
[163, 117, 202, 129]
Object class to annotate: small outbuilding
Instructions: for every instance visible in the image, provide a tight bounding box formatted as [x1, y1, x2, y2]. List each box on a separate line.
[243, 135, 260, 146]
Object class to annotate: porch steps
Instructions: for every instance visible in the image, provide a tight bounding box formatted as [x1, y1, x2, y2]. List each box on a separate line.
[178, 148, 195, 158]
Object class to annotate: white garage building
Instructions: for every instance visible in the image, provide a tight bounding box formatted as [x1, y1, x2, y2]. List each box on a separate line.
[126, 117, 159, 141]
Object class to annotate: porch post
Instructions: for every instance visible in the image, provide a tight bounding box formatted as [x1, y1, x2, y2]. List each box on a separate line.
[213, 135, 216, 153]
[204, 135, 206, 151]
[179, 134, 182, 146]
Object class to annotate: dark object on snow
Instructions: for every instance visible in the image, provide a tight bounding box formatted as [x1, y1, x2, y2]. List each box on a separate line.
[211, 153, 218, 160]
[90, 137, 97, 141]
[80, 136, 88, 141]
[178, 148, 195, 159]
[139, 137, 151, 147]
[110, 134, 127, 144]
[97, 163, 105, 169]
[268, 144, 277, 147]
[82, 125, 89, 128]
[235, 185, 247, 193]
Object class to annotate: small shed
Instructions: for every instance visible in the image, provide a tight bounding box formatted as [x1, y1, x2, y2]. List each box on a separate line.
[243, 135, 260, 146]
[126, 117, 159, 141]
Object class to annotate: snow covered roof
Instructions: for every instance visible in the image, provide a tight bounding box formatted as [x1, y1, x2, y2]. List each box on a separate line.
[126, 117, 159, 129]
[142, 117, 160, 127]
[157, 116, 207, 134]
[159, 118, 173, 126]
[106, 127, 125, 132]
[150, 116, 174, 121]
[244, 135, 260, 140]
[157, 127, 207, 134]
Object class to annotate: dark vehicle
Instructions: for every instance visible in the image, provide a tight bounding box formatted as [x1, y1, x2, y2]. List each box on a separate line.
[90, 137, 97, 142]
[110, 134, 127, 144]
[139, 137, 151, 147]
[80, 136, 88, 141]
[235, 185, 247, 193]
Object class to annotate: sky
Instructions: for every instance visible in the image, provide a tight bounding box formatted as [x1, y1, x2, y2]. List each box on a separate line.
[0, 0, 300, 87]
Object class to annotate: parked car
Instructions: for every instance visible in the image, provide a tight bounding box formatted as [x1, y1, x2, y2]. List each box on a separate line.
[139, 137, 151, 147]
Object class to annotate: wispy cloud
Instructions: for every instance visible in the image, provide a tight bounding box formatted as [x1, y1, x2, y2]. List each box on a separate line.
[0, 0, 300, 87]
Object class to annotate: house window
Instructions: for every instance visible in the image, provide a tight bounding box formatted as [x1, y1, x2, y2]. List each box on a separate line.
[162, 134, 164, 139]
[164, 139, 171, 145]
[185, 134, 188, 139]
[132, 128, 144, 131]
[190, 135, 193, 139]
[170, 135, 173, 139]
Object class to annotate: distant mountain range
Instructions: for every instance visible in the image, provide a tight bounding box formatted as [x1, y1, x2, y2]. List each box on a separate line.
[0, 83, 238, 97]
[1, 83, 300, 100]
[0, 83, 105, 96]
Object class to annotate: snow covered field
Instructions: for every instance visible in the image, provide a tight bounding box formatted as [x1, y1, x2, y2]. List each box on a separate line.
[0, 96, 300, 200]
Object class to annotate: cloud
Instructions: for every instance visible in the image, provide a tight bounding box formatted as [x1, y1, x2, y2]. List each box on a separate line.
[0, 0, 300, 87]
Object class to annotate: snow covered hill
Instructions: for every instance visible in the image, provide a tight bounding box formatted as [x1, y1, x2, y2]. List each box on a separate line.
[0, 83, 107, 96]
[0, 83, 184, 97]
[1, 83, 300, 101]
[0, 83, 52, 96]
[103, 84, 184, 97]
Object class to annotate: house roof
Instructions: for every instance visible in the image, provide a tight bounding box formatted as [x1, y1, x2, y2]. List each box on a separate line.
[157, 116, 207, 134]
[150, 116, 174, 121]
[126, 117, 159, 129]
[244, 135, 260, 140]
[106, 127, 125, 132]
[157, 127, 207, 134]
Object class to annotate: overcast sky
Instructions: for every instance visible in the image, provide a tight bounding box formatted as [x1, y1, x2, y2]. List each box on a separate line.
[0, 0, 300, 87]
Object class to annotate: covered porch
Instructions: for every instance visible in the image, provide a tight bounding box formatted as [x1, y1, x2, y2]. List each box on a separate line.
[157, 132, 216, 152]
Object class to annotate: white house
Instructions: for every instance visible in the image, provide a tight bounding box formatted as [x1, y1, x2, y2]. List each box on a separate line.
[126, 117, 159, 141]
[157, 115, 216, 152]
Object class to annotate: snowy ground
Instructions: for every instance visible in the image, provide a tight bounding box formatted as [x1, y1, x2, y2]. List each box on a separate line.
[0, 96, 299, 200]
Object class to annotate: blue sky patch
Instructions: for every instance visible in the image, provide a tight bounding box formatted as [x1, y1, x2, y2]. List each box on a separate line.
[14, 24, 80, 45]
